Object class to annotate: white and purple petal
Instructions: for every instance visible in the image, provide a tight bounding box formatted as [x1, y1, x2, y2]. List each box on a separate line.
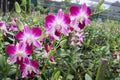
[31, 60, 39, 68]
[17, 42, 25, 51]
[6, 45, 16, 56]
[81, 3, 87, 12]
[33, 40, 42, 50]
[24, 25, 31, 34]
[32, 27, 42, 38]
[25, 43, 33, 55]
[57, 9, 64, 19]
[45, 14, 56, 29]
[85, 18, 90, 25]
[87, 7, 91, 16]
[34, 69, 40, 74]
[70, 6, 80, 17]
[22, 70, 28, 78]
[9, 56, 16, 64]
[16, 31, 24, 40]
[64, 14, 70, 24]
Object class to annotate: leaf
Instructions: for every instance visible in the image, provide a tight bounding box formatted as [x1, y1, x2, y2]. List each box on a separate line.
[33, 12, 40, 23]
[96, 0, 104, 10]
[15, 2, 21, 13]
[51, 69, 60, 80]
[2, 78, 12, 80]
[0, 54, 4, 67]
[66, 74, 74, 80]
[96, 59, 108, 80]
[22, 0, 27, 5]
[85, 74, 92, 80]
[16, 20, 24, 31]
[60, 39, 67, 47]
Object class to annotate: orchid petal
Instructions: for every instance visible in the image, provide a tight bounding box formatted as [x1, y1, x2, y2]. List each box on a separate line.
[45, 14, 56, 29]
[71, 19, 80, 31]
[31, 60, 39, 68]
[0, 22, 4, 27]
[25, 43, 33, 55]
[16, 31, 24, 40]
[20, 63, 26, 71]
[22, 71, 28, 78]
[70, 6, 80, 16]
[24, 57, 30, 64]
[16, 57, 23, 64]
[49, 36, 54, 41]
[81, 3, 87, 12]
[18, 42, 25, 51]
[62, 27, 69, 36]
[24, 25, 31, 34]
[9, 56, 16, 64]
[47, 27, 54, 35]
[57, 9, 64, 19]
[34, 69, 40, 74]
[33, 40, 42, 49]
[28, 73, 34, 78]
[64, 14, 70, 24]
[87, 7, 91, 16]
[53, 34, 59, 40]
[32, 27, 42, 38]
[55, 30, 61, 37]
[85, 19, 90, 25]
[6, 45, 16, 56]
[78, 21, 85, 29]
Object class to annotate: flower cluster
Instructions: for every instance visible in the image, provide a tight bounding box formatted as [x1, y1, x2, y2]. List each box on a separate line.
[44, 3, 91, 45]
[0, 3, 91, 78]
[6, 25, 41, 78]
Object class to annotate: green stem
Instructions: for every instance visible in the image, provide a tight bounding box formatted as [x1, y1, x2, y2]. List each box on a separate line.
[91, 9, 109, 16]
[42, 35, 66, 73]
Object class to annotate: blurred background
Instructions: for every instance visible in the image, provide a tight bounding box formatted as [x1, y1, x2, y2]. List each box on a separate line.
[0, 0, 120, 20]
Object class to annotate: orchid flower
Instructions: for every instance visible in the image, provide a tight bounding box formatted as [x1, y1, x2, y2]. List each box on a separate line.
[9, 18, 18, 32]
[0, 21, 8, 35]
[70, 31, 84, 46]
[43, 44, 55, 62]
[45, 9, 70, 40]
[20, 59, 40, 78]
[70, 3, 91, 31]
[16, 25, 42, 49]
[6, 42, 33, 64]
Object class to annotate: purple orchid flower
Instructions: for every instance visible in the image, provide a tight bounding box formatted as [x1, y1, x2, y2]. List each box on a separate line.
[16, 25, 42, 49]
[20, 59, 40, 78]
[6, 42, 33, 64]
[70, 3, 91, 31]
[45, 9, 70, 40]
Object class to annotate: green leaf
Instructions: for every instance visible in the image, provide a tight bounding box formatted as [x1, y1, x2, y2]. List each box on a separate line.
[51, 69, 60, 80]
[96, 0, 104, 10]
[60, 39, 67, 47]
[66, 74, 74, 80]
[85, 74, 92, 80]
[22, 0, 27, 5]
[15, 2, 21, 13]
[2, 78, 12, 80]
[96, 59, 108, 80]
[33, 12, 40, 23]
[16, 20, 24, 31]
[0, 54, 4, 67]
